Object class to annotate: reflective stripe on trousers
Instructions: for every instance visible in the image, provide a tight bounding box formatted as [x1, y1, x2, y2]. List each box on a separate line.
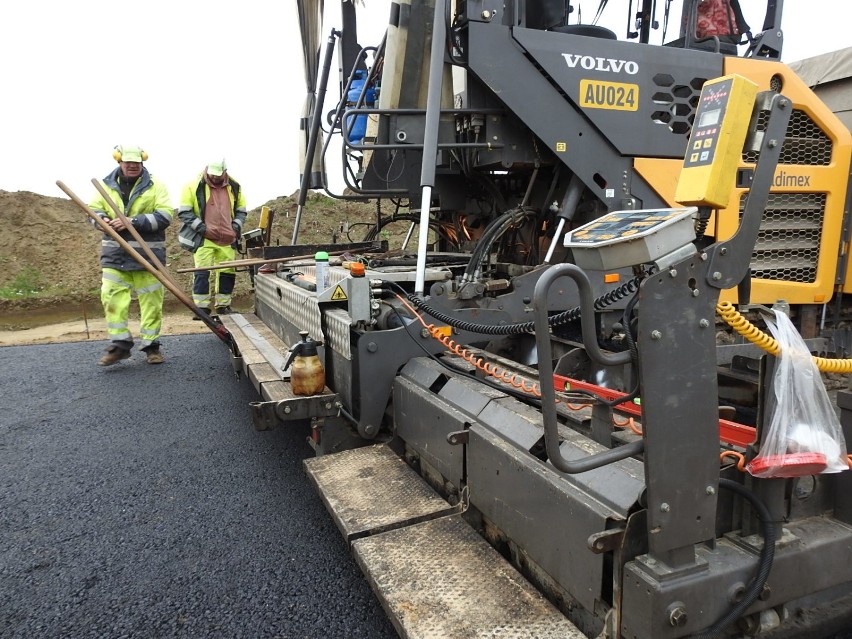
[101, 268, 164, 348]
[193, 240, 236, 309]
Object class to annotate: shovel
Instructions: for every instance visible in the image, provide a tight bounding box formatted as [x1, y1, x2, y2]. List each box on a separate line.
[56, 180, 231, 344]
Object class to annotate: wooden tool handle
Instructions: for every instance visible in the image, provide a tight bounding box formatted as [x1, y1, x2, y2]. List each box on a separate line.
[56, 180, 230, 343]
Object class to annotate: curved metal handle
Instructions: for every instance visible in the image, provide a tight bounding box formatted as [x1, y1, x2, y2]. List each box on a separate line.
[533, 264, 641, 474]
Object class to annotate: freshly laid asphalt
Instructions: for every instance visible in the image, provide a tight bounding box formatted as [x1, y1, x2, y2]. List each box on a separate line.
[0, 334, 397, 639]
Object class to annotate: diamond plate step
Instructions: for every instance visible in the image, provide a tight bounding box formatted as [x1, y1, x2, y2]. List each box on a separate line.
[305, 445, 584, 637]
[303, 444, 455, 542]
[353, 515, 585, 639]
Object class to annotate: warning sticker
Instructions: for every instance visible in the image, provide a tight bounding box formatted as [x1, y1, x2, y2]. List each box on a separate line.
[330, 285, 348, 301]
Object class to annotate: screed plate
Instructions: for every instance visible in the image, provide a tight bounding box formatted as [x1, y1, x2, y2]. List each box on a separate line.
[303, 444, 453, 542]
[353, 515, 585, 639]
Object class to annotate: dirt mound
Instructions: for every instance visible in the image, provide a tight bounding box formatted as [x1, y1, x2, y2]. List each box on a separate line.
[0, 189, 381, 315]
[0, 190, 100, 311]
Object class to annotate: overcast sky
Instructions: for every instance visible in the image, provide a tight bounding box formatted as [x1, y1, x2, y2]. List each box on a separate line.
[0, 1, 846, 210]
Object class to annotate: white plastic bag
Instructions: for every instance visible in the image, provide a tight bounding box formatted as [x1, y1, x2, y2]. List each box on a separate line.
[747, 309, 848, 478]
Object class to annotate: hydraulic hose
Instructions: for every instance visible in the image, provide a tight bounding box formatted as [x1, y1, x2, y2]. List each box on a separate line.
[463, 207, 538, 282]
[393, 275, 641, 336]
[689, 478, 776, 639]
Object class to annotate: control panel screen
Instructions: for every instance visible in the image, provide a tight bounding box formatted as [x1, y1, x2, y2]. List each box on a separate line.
[698, 108, 721, 128]
[683, 77, 734, 169]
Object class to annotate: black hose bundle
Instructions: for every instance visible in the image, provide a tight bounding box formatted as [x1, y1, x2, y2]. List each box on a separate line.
[689, 478, 776, 639]
[388, 276, 642, 336]
[463, 206, 539, 282]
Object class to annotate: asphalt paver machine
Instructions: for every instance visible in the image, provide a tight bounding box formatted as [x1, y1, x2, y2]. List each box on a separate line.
[222, 1, 852, 636]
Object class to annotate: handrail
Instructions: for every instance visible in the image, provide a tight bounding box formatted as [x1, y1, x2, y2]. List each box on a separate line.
[533, 264, 640, 474]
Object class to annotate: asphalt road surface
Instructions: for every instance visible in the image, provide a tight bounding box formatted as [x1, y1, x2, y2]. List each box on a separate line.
[0, 335, 397, 639]
[4, 335, 852, 639]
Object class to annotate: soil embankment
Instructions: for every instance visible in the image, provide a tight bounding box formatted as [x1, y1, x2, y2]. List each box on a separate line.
[0, 189, 377, 346]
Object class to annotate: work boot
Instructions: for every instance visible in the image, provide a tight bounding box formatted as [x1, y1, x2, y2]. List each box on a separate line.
[192, 307, 211, 321]
[215, 306, 232, 315]
[145, 348, 165, 365]
[98, 346, 131, 366]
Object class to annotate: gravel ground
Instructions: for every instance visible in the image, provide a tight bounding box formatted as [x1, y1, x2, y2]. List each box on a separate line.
[0, 335, 397, 639]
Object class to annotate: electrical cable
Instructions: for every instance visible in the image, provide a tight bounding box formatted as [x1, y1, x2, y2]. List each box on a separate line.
[602, 288, 641, 408]
[720, 450, 747, 472]
[444, 0, 466, 65]
[388, 293, 650, 436]
[717, 301, 852, 373]
[385, 302, 640, 440]
[363, 214, 455, 246]
[688, 478, 776, 639]
[387, 302, 545, 404]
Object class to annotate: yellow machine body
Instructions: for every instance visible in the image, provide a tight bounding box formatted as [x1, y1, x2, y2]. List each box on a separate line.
[637, 58, 852, 306]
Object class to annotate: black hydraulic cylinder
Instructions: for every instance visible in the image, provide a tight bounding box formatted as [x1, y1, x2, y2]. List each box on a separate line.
[292, 29, 339, 246]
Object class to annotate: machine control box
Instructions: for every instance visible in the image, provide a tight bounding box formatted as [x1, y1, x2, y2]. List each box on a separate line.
[675, 74, 758, 208]
[564, 207, 698, 270]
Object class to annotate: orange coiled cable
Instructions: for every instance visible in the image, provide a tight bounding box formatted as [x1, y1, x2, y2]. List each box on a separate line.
[612, 414, 643, 435]
[720, 450, 747, 472]
[394, 294, 640, 432]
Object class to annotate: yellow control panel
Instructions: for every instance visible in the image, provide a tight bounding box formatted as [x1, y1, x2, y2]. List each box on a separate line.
[674, 74, 757, 208]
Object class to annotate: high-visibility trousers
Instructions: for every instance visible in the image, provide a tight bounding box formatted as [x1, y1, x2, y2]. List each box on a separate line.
[192, 240, 236, 309]
[101, 268, 164, 349]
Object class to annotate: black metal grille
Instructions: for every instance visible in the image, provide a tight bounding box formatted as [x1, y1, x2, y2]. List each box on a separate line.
[739, 192, 826, 283]
[650, 74, 706, 135]
[743, 109, 832, 165]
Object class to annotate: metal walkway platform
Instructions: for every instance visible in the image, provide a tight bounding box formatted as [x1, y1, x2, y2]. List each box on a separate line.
[305, 445, 584, 638]
[220, 313, 338, 430]
[304, 444, 454, 541]
[220, 312, 293, 400]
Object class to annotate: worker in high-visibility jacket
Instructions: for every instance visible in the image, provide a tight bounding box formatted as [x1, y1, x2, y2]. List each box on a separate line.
[177, 160, 247, 317]
[89, 145, 173, 366]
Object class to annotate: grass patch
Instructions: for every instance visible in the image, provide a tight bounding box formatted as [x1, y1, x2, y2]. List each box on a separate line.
[0, 268, 44, 299]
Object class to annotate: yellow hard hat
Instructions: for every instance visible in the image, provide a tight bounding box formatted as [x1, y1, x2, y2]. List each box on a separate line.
[113, 145, 148, 163]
